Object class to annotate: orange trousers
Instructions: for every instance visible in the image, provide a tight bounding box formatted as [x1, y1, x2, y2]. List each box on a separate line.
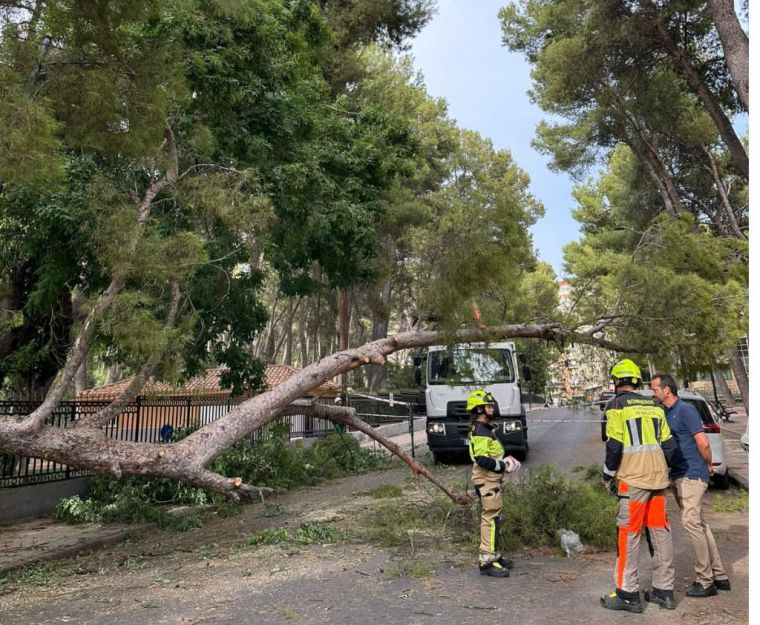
[614, 481, 674, 593]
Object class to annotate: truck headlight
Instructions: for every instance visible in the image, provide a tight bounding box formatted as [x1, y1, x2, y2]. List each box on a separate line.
[427, 423, 446, 435]
[503, 420, 521, 433]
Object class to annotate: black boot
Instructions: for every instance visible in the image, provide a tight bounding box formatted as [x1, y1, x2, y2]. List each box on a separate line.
[600, 589, 643, 613]
[644, 587, 676, 610]
[685, 582, 717, 597]
[498, 556, 514, 569]
[479, 561, 509, 578]
[714, 578, 731, 591]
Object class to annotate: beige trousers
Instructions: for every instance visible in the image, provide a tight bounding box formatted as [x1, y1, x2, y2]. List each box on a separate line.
[473, 468, 503, 564]
[671, 477, 728, 587]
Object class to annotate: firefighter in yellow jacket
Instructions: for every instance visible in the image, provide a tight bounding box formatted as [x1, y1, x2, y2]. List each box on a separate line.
[467, 389, 521, 578]
[601, 359, 677, 612]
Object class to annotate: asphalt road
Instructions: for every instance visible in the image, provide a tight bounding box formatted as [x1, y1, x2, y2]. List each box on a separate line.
[525, 406, 604, 471]
[0, 407, 749, 625]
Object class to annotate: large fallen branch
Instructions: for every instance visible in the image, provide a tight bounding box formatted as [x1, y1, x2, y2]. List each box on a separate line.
[284, 400, 473, 505]
[0, 322, 634, 502]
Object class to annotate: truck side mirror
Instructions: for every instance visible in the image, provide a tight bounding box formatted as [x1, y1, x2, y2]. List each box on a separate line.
[517, 353, 528, 365]
[522, 365, 532, 382]
[414, 368, 422, 386]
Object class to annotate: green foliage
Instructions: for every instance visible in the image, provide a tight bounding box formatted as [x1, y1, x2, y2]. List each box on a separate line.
[248, 522, 345, 546]
[409, 129, 544, 324]
[365, 484, 403, 498]
[384, 561, 435, 578]
[359, 495, 476, 549]
[0, 0, 443, 398]
[53, 431, 388, 528]
[710, 489, 748, 513]
[500, 465, 617, 551]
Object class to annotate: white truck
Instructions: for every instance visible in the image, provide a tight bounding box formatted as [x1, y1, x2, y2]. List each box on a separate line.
[414, 342, 531, 463]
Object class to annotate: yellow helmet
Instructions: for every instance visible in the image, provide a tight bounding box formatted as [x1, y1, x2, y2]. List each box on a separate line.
[610, 359, 642, 386]
[466, 389, 496, 413]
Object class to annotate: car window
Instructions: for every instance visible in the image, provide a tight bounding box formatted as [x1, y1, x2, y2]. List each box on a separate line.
[680, 398, 715, 425]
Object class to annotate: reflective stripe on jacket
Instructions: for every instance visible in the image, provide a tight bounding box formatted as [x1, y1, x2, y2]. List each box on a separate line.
[469, 420, 505, 474]
[604, 391, 675, 490]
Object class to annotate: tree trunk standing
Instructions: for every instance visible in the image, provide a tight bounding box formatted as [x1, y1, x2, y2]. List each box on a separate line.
[366, 281, 392, 392]
[104, 362, 122, 386]
[338, 288, 350, 392]
[650, 16, 749, 178]
[702, 147, 746, 240]
[709, 355, 735, 407]
[727, 347, 749, 412]
[282, 299, 298, 366]
[707, 0, 749, 111]
[622, 133, 681, 219]
[74, 363, 87, 396]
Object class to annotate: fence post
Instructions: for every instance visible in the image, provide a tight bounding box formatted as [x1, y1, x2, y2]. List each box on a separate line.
[134, 396, 141, 442]
[186, 397, 192, 429]
[408, 404, 415, 459]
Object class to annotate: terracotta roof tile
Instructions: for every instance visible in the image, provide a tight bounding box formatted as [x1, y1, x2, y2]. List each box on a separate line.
[77, 365, 339, 400]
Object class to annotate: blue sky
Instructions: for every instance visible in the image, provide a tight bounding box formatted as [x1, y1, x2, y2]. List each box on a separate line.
[410, 0, 577, 278]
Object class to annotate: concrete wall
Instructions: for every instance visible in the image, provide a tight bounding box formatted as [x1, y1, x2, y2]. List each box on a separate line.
[0, 478, 89, 523]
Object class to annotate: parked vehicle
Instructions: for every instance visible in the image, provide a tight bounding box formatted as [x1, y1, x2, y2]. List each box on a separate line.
[596, 391, 615, 441]
[600, 389, 729, 489]
[414, 342, 531, 463]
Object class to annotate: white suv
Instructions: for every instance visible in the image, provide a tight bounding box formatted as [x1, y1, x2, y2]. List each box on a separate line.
[640, 389, 730, 489]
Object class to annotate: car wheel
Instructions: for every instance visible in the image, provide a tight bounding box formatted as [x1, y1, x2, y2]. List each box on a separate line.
[711, 472, 730, 490]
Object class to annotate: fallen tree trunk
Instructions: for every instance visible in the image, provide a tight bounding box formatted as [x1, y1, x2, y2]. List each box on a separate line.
[0, 322, 633, 503]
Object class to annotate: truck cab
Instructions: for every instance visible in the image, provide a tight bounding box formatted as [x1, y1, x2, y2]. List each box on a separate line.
[416, 342, 530, 463]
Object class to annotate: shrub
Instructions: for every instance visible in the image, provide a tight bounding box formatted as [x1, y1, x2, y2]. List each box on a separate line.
[500, 464, 617, 551]
[53, 429, 388, 528]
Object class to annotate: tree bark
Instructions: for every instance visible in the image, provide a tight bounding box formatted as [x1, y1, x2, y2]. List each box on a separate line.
[282, 299, 295, 366]
[338, 287, 350, 392]
[624, 137, 680, 219]
[707, 0, 749, 111]
[366, 281, 392, 392]
[708, 355, 735, 407]
[650, 14, 749, 178]
[702, 147, 746, 239]
[726, 346, 749, 412]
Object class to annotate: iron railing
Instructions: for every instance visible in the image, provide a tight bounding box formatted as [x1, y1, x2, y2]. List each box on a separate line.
[0, 392, 423, 487]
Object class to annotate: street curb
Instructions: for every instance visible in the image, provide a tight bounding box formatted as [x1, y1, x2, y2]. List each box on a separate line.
[0, 525, 149, 577]
[727, 469, 748, 490]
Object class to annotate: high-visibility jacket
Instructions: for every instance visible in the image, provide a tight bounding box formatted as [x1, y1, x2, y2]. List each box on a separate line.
[469, 420, 505, 474]
[603, 390, 676, 490]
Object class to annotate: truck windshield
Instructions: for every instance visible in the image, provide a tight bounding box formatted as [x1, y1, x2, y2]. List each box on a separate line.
[427, 349, 514, 385]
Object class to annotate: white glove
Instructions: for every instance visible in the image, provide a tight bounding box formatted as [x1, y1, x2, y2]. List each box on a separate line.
[503, 456, 521, 473]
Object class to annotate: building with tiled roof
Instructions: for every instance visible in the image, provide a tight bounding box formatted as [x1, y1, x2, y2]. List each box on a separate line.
[77, 365, 339, 401]
[74, 365, 339, 442]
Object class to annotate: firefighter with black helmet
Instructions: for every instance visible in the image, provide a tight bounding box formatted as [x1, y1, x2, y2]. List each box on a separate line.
[600, 359, 677, 612]
[467, 389, 521, 578]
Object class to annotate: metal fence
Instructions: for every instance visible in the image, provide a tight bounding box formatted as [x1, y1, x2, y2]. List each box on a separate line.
[0, 396, 239, 488]
[0, 392, 424, 488]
